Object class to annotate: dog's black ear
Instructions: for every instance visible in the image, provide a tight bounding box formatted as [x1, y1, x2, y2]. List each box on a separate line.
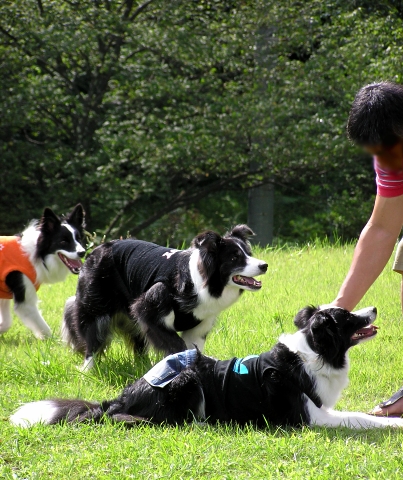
[192, 230, 222, 251]
[225, 224, 255, 242]
[192, 230, 222, 280]
[66, 204, 85, 231]
[40, 207, 61, 234]
[310, 311, 339, 355]
[294, 305, 318, 330]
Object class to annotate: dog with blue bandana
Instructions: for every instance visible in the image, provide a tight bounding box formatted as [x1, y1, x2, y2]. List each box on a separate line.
[13, 305, 403, 430]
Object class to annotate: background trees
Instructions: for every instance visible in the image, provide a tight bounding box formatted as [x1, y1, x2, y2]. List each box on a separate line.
[1, 1, 402, 245]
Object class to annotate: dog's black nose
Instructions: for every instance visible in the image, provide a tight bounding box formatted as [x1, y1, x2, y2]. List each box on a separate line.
[78, 250, 86, 258]
[259, 263, 268, 273]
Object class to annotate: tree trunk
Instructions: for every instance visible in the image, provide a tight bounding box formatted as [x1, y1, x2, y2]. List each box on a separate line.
[248, 182, 274, 246]
[248, 21, 276, 246]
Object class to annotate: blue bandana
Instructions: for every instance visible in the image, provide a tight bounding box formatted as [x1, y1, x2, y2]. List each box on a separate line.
[143, 349, 198, 388]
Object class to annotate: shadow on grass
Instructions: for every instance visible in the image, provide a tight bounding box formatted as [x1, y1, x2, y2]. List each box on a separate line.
[62, 419, 403, 443]
[191, 422, 403, 444]
[260, 423, 402, 443]
[93, 354, 154, 388]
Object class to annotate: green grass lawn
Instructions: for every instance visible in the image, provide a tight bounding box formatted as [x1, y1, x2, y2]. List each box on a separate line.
[2, 242, 403, 479]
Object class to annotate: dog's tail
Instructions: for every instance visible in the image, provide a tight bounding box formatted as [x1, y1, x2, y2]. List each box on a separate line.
[10, 399, 104, 427]
[10, 399, 146, 428]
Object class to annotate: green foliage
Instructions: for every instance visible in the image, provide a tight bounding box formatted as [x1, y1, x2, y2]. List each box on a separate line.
[2, 245, 403, 478]
[0, 0, 263, 235]
[1, 1, 403, 241]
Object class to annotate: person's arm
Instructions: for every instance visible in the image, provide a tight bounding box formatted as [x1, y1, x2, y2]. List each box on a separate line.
[332, 194, 403, 311]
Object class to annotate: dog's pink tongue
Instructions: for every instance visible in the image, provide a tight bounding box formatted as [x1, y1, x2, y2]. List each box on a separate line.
[69, 258, 82, 268]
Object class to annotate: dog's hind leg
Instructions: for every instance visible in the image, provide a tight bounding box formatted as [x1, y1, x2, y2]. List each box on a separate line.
[113, 313, 148, 357]
[79, 314, 114, 371]
[0, 299, 12, 334]
[130, 282, 187, 356]
[167, 369, 206, 423]
[8, 273, 51, 339]
[61, 296, 85, 352]
[111, 372, 205, 425]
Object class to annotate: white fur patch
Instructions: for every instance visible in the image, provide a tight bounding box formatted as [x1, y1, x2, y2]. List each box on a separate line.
[10, 401, 58, 427]
[14, 276, 51, 339]
[20, 224, 67, 285]
[63, 224, 85, 255]
[189, 250, 241, 320]
[81, 356, 94, 371]
[181, 320, 212, 351]
[163, 311, 175, 330]
[0, 299, 12, 333]
[162, 250, 178, 259]
[279, 331, 349, 409]
[19, 224, 40, 264]
[307, 399, 403, 429]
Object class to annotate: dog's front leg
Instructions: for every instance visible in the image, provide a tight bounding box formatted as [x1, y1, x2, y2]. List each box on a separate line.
[11, 274, 52, 339]
[131, 282, 187, 355]
[181, 317, 216, 352]
[0, 299, 12, 334]
[307, 400, 403, 429]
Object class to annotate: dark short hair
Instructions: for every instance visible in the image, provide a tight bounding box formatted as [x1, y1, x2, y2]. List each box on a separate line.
[347, 81, 403, 146]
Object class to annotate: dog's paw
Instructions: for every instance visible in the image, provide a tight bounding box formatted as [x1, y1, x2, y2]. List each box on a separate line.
[34, 329, 52, 340]
[79, 356, 94, 372]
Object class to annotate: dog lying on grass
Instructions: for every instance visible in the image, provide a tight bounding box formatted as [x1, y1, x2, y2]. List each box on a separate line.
[11, 306, 403, 429]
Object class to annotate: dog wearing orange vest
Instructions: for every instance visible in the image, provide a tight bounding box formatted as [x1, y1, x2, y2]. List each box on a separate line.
[0, 205, 85, 339]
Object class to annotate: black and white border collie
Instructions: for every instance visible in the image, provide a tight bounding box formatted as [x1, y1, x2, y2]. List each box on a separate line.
[11, 306, 403, 429]
[0, 205, 85, 339]
[62, 225, 268, 370]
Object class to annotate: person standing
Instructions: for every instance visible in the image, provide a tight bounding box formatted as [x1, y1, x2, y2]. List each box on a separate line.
[328, 81, 403, 416]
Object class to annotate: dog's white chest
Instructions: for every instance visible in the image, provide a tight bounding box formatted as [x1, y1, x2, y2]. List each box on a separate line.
[314, 367, 349, 408]
[279, 331, 350, 409]
[189, 249, 241, 321]
[193, 286, 241, 320]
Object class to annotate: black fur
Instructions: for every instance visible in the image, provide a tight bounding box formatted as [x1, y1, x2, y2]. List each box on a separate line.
[63, 225, 268, 364]
[5, 271, 26, 303]
[32, 306, 377, 429]
[295, 306, 373, 370]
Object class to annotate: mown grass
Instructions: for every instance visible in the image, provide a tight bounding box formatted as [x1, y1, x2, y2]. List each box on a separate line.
[2, 242, 403, 479]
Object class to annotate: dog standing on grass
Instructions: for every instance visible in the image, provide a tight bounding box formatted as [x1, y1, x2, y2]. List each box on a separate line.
[62, 225, 268, 370]
[0, 204, 85, 339]
[11, 305, 403, 430]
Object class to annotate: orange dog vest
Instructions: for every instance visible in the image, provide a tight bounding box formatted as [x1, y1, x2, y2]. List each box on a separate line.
[0, 236, 39, 299]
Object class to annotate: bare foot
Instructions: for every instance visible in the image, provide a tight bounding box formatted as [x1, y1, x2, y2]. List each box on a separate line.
[370, 391, 403, 417]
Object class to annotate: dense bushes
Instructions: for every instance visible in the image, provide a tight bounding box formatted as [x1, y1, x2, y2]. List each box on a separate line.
[1, 1, 401, 243]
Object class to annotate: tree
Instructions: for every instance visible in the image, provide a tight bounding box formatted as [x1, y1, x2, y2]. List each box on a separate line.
[0, 0, 270, 237]
[1, 0, 403, 245]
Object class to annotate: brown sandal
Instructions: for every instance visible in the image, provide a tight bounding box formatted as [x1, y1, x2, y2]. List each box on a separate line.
[370, 387, 403, 417]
